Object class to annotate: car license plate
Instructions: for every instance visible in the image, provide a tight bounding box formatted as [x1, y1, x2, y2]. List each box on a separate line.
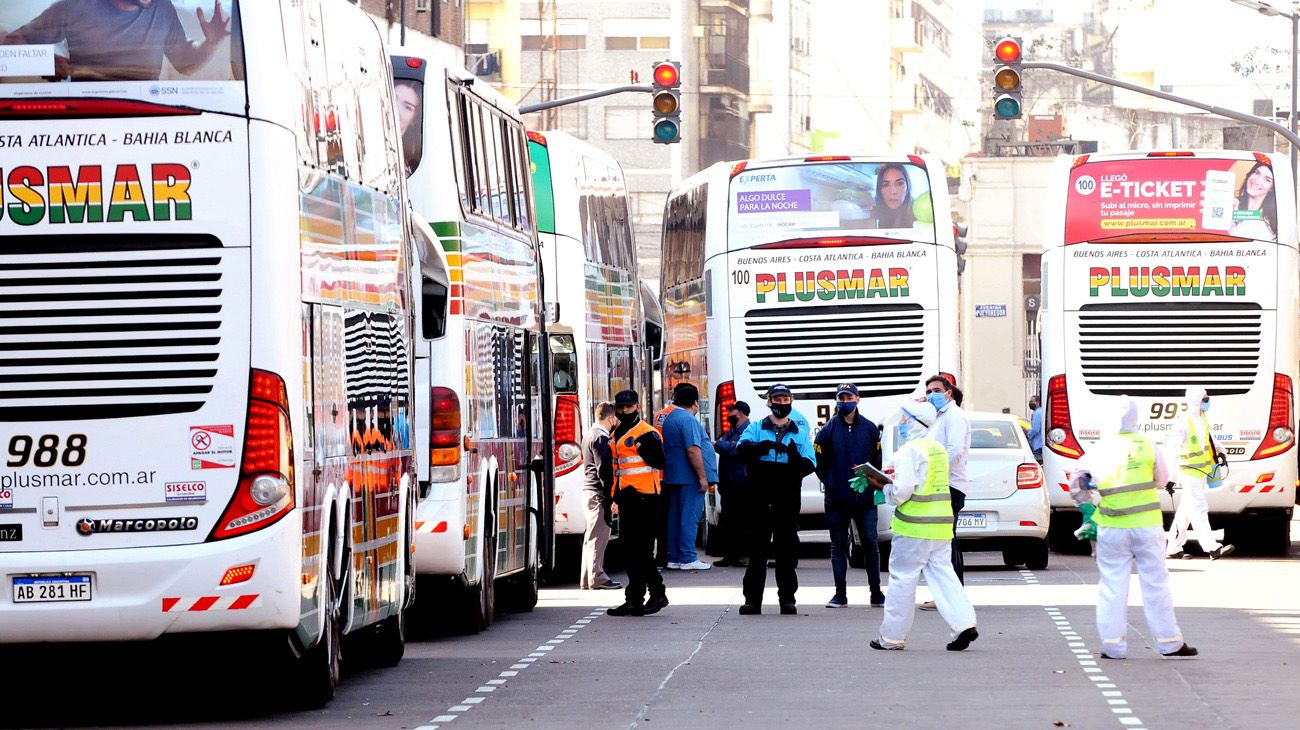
[957, 513, 988, 529]
[12, 574, 92, 603]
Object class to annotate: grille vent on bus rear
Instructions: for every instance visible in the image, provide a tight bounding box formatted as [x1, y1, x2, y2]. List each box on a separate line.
[0, 236, 225, 421]
[1074, 303, 1263, 397]
[743, 304, 926, 401]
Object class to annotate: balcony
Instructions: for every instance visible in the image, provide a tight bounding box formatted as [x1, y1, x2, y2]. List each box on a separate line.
[891, 17, 920, 53]
[702, 56, 750, 93]
[465, 44, 502, 82]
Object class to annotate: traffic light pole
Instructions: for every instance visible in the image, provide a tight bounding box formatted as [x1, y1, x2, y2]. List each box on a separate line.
[1023, 61, 1300, 152]
[519, 84, 652, 115]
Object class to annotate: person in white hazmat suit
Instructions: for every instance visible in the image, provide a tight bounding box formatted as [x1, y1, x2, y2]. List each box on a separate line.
[869, 401, 978, 652]
[1069, 398, 1198, 660]
[1165, 387, 1234, 560]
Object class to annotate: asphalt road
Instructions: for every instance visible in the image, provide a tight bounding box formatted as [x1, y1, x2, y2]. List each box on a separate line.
[6, 517, 1298, 730]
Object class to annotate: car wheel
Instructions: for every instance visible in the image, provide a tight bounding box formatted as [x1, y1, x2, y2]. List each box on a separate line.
[1002, 549, 1026, 568]
[1024, 540, 1050, 570]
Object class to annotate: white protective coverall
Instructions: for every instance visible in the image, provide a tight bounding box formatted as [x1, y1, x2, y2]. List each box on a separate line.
[1069, 399, 1187, 659]
[1165, 386, 1224, 555]
[876, 402, 977, 648]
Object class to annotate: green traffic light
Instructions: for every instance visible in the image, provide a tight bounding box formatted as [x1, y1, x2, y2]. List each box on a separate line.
[654, 119, 679, 143]
[994, 95, 1021, 119]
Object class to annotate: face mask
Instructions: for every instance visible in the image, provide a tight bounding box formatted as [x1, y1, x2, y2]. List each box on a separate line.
[727, 414, 740, 426]
[926, 392, 948, 411]
[1200, 400, 1210, 413]
[616, 411, 638, 425]
[770, 403, 792, 419]
[836, 402, 856, 417]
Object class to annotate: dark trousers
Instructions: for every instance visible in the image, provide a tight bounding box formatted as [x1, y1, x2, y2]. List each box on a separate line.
[743, 484, 800, 605]
[718, 481, 750, 562]
[616, 489, 665, 606]
[950, 487, 966, 584]
[654, 493, 669, 566]
[826, 502, 881, 595]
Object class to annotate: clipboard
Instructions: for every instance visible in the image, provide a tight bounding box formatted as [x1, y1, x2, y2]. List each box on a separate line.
[853, 462, 891, 484]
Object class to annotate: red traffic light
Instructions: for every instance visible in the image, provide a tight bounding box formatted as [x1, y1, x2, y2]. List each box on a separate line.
[653, 62, 680, 88]
[995, 37, 1021, 64]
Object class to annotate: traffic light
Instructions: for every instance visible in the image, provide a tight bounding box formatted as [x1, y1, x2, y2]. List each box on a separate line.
[991, 36, 1023, 120]
[651, 60, 681, 144]
[953, 223, 969, 275]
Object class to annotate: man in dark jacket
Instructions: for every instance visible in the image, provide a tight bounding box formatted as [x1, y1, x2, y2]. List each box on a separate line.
[815, 383, 885, 608]
[712, 401, 752, 567]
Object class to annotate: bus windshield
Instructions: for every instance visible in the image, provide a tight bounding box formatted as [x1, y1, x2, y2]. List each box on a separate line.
[0, 0, 245, 113]
[728, 161, 937, 249]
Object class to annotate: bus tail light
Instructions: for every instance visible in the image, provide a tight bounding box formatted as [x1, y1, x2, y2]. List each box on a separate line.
[753, 236, 902, 249]
[729, 161, 749, 177]
[526, 130, 548, 146]
[554, 394, 582, 476]
[1252, 373, 1294, 460]
[906, 155, 927, 169]
[714, 381, 736, 438]
[1016, 463, 1044, 489]
[804, 155, 850, 162]
[938, 372, 957, 387]
[430, 386, 463, 481]
[210, 370, 295, 541]
[0, 98, 201, 119]
[1046, 374, 1085, 459]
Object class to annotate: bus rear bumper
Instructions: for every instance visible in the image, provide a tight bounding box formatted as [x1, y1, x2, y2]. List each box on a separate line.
[413, 492, 466, 575]
[553, 471, 589, 536]
[0, 514, 303, 644]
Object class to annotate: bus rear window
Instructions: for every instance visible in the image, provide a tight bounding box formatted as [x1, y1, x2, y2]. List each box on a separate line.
[0, 0, 245, 114]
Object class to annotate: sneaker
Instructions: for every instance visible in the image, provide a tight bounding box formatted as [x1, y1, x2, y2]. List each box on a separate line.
[1099, 652, 1124, 660]
[606, 602, 644, 617]
[825, 595, 848, 608]
[1166, 551, 1188, 560]
[1209, 545, 1235, 560]
[870, 639, 904, 651]
[946, 627, 979, 652]
[779, 601, 797, 615]
[665, 562, 682, 570]
[738, 603, 761, 615]
[595, 580, 623, 590]
[1161, 643, 1199, 658]
[678, 560, 713, 570]
[644, 594, 670, 615]
[870, 591, 887, 607]
[918, 600, 938, 611]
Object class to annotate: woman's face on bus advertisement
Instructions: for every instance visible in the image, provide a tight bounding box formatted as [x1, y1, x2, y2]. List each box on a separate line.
[879, 168, 908, 209]
[395, 84, 420, 134]
[1246, 166, 1274, 199]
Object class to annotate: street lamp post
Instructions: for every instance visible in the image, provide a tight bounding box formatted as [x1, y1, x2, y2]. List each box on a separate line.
[1231, 0, 1299, 181]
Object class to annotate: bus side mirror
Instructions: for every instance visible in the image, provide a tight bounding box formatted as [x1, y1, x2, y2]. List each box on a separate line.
[422, 276, 449, 339]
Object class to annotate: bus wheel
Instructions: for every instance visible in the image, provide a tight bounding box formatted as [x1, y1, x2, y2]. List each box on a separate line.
[368, 510, 413, 667]
[294, 538, 346, 707]
[464, 501, 497, 633]
[1260, 509, 1294, 556]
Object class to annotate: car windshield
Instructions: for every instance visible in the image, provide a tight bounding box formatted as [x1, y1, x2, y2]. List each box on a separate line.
[970, 421, 1022, 449]
[0, 0, 244, 112]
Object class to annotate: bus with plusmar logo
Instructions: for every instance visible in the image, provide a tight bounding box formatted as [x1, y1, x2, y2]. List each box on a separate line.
[0, 0, 418, 706]
[526, 130, 661, 573]
[660, 154, 960, 543]
[1040, 150, 1297, 554]
[391, 52, 551, 633]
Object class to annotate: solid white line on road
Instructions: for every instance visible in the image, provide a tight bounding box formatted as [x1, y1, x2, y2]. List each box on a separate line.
[1019, 569, 1147, 730]
[418, 608, 606, 728]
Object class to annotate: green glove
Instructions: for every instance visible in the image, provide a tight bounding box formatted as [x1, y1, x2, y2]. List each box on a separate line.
[849, 475, 869, 494]
[1074, 503, 1097, 541]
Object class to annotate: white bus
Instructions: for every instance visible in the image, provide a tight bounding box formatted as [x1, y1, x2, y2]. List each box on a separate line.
[526, 130, 658, 572]
[392, 53, 549, 631]
[1041, 150, 1297, 554]
[660, 155, 960, 540]
[0, 0, 417, 705]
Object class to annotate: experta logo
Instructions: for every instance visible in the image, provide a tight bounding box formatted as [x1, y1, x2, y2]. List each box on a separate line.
[76, 516, 199, 536]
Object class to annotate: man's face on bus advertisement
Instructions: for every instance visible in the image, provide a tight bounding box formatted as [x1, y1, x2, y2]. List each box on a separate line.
[1246, 166, 1274, 198]
[879, 168, 908, 209]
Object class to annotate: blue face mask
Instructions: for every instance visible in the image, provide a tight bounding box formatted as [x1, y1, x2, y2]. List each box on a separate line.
[1200, 400, 1210, 413]
[926, 392, 948, 412]
[836, 401, 856, 417]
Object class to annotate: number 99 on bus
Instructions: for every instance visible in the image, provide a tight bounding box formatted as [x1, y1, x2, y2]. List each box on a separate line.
[1149, 402, 1188, 420]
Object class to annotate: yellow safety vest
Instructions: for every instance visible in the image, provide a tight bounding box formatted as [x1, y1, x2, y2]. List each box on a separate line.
[1094, 432, 1162, 529]
[611, 419, 661, 496]
[1179, 414, 1215, 478]
[891, 437, 954, 540]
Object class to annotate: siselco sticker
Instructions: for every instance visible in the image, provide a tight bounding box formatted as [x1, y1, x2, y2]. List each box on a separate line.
[76, 516, 199, 536]
[165, 481, 207, 503]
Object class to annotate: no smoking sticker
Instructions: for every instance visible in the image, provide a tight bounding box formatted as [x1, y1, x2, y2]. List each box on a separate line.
[190, 425, 236, 469]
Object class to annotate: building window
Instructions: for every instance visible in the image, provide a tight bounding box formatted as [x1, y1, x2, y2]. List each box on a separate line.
[521, 18, 588, 51]
[603, 18, 671, 52]
[912, 2, 951, 55]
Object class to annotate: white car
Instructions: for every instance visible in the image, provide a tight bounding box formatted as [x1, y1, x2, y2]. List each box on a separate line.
[868, 411, 1051, 569]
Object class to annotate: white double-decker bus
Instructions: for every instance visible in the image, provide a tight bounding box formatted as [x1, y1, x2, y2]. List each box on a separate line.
[1041, 150, 1297, 554]
[0, 0, 417, 705]
[661, 155, 960, 540]
[527, 130, 658, 571]
[392, 53, 549, 632]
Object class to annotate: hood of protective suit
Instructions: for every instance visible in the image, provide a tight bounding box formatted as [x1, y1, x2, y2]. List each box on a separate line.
[899, 400, 938, 440]
[1185, 386, 1207, 409]
[1116, 397, 1140, 433]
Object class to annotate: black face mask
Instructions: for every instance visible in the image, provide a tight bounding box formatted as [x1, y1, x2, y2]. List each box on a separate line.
[727, 414, 740, 426]
[770, 403, 792, 418]
[616, 411, 638, 425]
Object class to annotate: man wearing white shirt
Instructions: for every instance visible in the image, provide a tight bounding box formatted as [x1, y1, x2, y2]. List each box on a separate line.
[922, 375, 971, 608]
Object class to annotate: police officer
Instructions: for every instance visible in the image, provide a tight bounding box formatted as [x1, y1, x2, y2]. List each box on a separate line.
[736, 384, 817, 615]
[607, 389, 670, 617]
[1069, 398, 1197, 660]
[713, 401, 752, 567]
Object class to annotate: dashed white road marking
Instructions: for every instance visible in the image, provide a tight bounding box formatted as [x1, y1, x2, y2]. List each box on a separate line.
[420, 608, 606, 729]
[1020, 571, 1148, 730]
